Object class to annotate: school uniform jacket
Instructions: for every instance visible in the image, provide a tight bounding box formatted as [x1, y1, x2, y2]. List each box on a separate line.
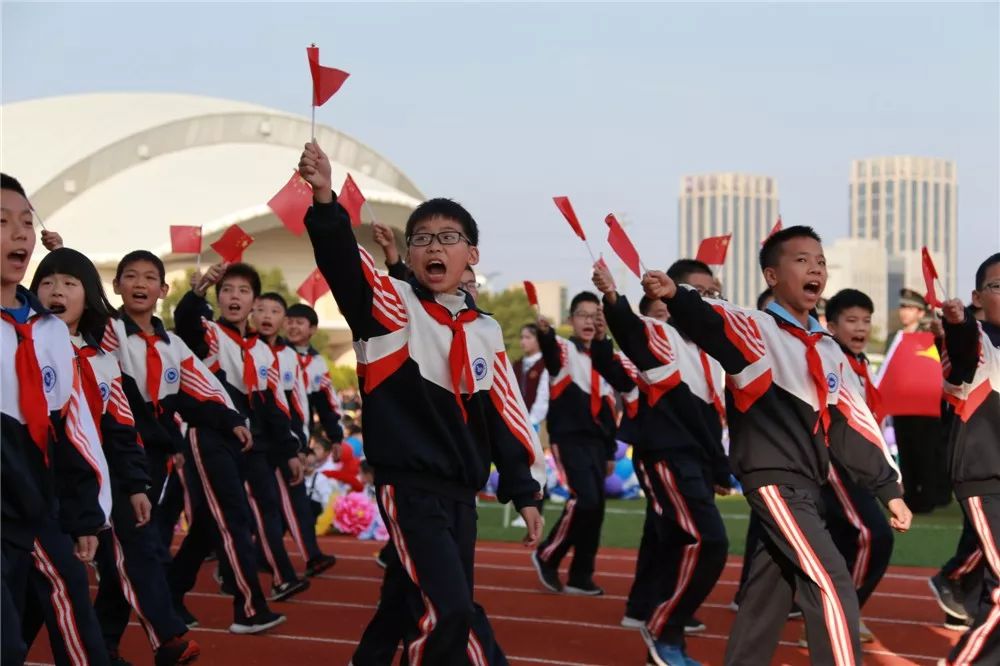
[538, 326, 636, 459]
[293, 345, 345, 443]
[664, 287, 901, 505]
[942, 318, 1000, 499]
[602, 293, 730, 485]
[102, 314, 244, 456]
[73, 332, 150, 496]
[174, 292, 300, 461]
[2, 287, 107, 548]
[305, 197, 544, 510]
[270, 337, 310, 450]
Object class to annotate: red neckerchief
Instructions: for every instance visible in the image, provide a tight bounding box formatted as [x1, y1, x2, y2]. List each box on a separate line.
[419, 300, 479, 421]
[217, 324, 261, 398]
[846, 353, 883, 423]
[588, 353, 602, 421]
[1, 312, 52, 464]
[75, 344, 105, 432]
[780, 323, 831, 439]
[137, 331, 163, 414]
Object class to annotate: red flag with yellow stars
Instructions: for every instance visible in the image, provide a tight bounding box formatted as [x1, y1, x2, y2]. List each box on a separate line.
[339, 174, 366, 227]
[296, 267, 330, 306]
[268, 172, 313, 236]
[874, 331, 942, 417]
[210, 225, 254, 263]
[170, 225, 202, 254]
[695, 234, 732, 266]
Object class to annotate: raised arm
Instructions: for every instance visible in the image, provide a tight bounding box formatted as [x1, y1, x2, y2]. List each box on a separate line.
[941, 299, 982, 385]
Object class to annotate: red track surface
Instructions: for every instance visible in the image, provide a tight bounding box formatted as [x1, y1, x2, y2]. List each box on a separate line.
[27, 535, 961, 665]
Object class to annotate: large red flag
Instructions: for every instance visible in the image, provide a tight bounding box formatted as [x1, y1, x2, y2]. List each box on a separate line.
[296, 267, 331, 306]
[552, 196, 586, 241]
[921, 246, 944, 308]
[267, 172, 313, 236]
[874, 331, 942, 417]
[339, 174, 366, 227]
[170, 225, 202, 254]
[604, 214, 641, 278]
[307, 45, 350, 107]
[523, 280, 539, 307]
[210, 225, 254, 263]
[696, 234, 732, 265]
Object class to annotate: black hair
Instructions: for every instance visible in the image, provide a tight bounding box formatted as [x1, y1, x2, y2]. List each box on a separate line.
[638, 296, 657, 315]
[215, 262, 261, 298]
[667, 259, 713, 285]
[346, 423, 362, 436]
[975, 253, 1000, 291]
[569, 291, 600, 315]
[310, 431, 333, 452]
[759, 225, 823, 271]
[115, 250, 166, 284]
[756, 287, 774, 311]
[286, 303, 319, 327]
[30, 248, 117, 341]
[257, 291, 287, 310]
[1, 173, 27, 197]
[826, 289, 874, 323]
[404, 198, 479, 247]
[520, 323, 540, 338]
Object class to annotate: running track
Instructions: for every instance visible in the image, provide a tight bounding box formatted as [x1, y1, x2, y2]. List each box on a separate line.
[28, 535, 962, 665]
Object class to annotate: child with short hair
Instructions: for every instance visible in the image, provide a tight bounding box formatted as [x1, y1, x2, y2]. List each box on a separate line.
[938, 252, 1000, 665]
[284, 303, 345, 446]
[299, 140, 544, 663]
[2, 173, 110, 665]
[642, 225, 911, 665]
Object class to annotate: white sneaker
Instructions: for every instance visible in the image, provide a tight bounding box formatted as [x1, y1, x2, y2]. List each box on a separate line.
[621, 615, 646, 629]
[511, 516, 526, 528]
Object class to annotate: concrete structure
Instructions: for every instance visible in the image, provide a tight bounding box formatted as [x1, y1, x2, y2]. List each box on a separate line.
[678, 173, 780, 308]
[824, 238, 889, 340]
[848, 156, 957, 294]
[2, 93, 425, 364]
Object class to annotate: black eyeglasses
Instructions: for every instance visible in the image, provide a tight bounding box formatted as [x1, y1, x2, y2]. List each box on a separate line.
[407, 231, 469, 247]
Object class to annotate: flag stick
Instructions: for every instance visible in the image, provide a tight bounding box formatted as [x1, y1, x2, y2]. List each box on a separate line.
[582, 238, 597, 264]
[310, 104, 316, 141]
[363, 200, 378, 226]
[31, 205, 47, 231]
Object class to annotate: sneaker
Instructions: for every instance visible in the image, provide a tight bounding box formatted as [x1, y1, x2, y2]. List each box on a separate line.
[640, 626, 700, 666]
[305, 553, 337, 577]
[154, 637, 201, 666]
[565, 579, 604, 596]
[684, 617, 706, 634]
[858, 619, 874, 643]
[175, 604, 199, 630]
[530, 551, 563, 593]
[621, 614, 647, 629]
[788, 603, 803, 619]
[930, 574, 969, 621]
[944, 613, 973, 631]
[511, 516, 527, 528]
[228, 611, 286, 635]
[269, 578, 310, 602]
[727, 601, 739, 612]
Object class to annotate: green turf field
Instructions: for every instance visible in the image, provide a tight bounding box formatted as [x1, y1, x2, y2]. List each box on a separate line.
[478, 495, 964, 569]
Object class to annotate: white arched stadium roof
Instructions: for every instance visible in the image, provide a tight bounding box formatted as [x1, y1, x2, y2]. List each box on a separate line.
[0, 92, 424, 262]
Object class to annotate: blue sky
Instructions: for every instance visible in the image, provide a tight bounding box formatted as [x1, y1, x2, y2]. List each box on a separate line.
[3, 2, 997, 298]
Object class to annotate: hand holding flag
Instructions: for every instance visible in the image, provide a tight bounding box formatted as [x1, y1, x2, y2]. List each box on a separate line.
[604, 213, 643, 278]
[210, 225, 254, 263]
[267, 173, 313, 236]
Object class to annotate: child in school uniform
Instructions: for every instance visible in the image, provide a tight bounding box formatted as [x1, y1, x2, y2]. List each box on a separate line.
[173, 262, 310, 603]
[106, 251, 282, 634]
[594, 259, 729, 665]
[641, 225, 912, 666]
[532, 291, 636, 596]
[1, 174, 108, 665]
[298, 140, 545, 664]
[31, 247, 199, 665]
[254, 294, 339, 577]
[939, 252, 1000, 665]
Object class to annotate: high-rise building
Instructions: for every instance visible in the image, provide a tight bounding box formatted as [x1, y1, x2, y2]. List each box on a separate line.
[848, 156, 957, 294]
[824, 238, 889, 341]
[678, 173, 780, 308]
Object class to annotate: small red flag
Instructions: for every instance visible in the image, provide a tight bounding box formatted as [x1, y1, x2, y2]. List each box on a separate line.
[696, 234, 732, 266]
[762, 216, 783, 245]
[339, 174, 366, 227]
[307, 45, 350, 107]
[604, 214, 641, 278]
[875, 331, 942, 417]
[523, 280, 538, 307]
[210, 225, 254, 263]
[296, 267, 331, 306]
[921, 246, 943, 308]
[267, 172, 313, 236]
[170, 225, 202, 254]
[553, 196, 586, 241]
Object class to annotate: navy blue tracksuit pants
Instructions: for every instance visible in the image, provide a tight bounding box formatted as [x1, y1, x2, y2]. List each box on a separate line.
[93, 485, 188, 655]
[168, 427, 272, 623]
[3, 542, 32, 665]
[948, 494, 1000, 665]
[275, 465, 325, 562]
[242, 452, 299, 586]
[367, 483, 507, 666]
[23, 513, 110, 666]
[536, 437, 607, 585]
